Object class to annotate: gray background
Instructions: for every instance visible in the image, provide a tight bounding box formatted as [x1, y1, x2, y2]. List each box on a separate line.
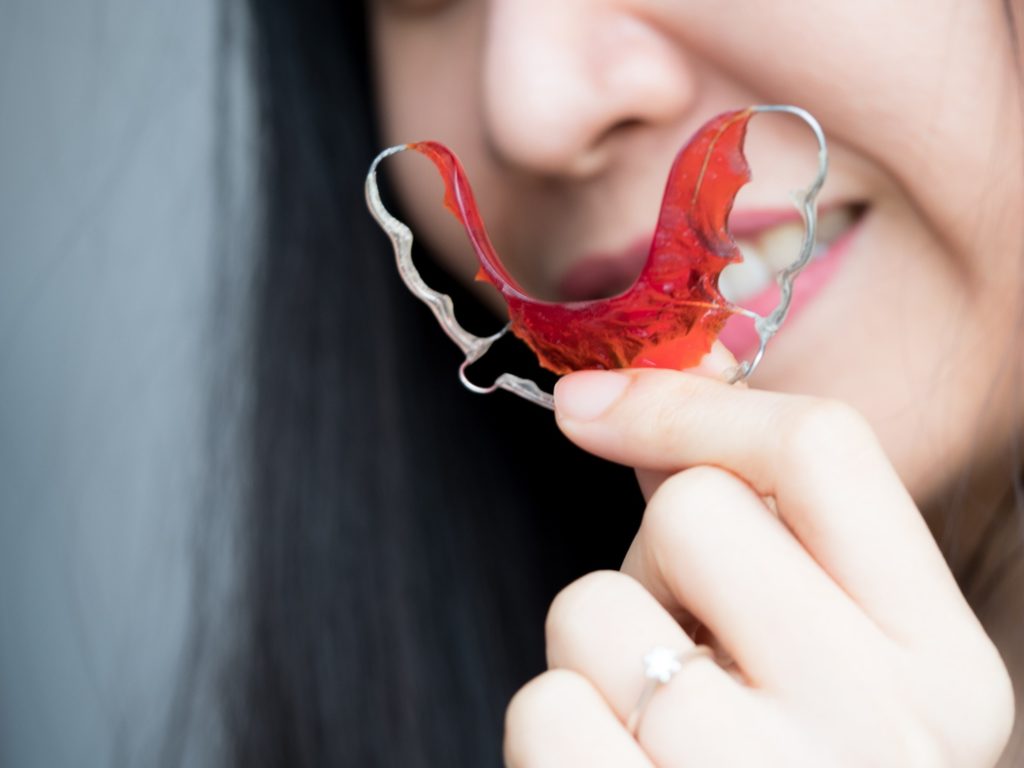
[0, 1, 239, 764]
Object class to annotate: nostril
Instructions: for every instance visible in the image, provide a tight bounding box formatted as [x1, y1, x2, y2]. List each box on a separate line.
[608, 117, 646, 136]
[482, 6, 697, 179]
[569, 119, 651, 178]
[602, 117, 647, 146]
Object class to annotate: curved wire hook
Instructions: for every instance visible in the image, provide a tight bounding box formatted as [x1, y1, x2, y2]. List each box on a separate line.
[364, 149, 554, 409]
[364, 105, 828, 409]
[728, 105, 829, 382]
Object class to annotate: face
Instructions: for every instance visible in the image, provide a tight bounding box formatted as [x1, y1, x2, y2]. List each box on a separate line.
[369, 0, 1024, 507]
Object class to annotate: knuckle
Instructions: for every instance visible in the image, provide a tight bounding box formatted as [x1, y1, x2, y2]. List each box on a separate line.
[504, 670, 592, 764]
[900, 640, 1015, 767]
[889, 715, 948, 768]
[640, 467, 758, 581]
[779, 398, 875, 473]
[545, 570, 638, 648]
[644, 466, 753, 543]
[953, 644, 1016, 763]
[984, 655, 1016, 755]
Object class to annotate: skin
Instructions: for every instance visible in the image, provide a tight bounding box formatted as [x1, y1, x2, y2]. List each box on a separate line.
[369, 0, 1024, 764]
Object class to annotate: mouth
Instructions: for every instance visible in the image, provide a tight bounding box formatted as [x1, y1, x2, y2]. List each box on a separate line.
[719, 203, 866, 305]
[555, 239, 651, 302]
[717, 202, 868, 359]
[556, 202, 866, 305]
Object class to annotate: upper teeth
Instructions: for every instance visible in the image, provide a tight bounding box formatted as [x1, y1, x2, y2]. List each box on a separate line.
[718, 206, 856, 304]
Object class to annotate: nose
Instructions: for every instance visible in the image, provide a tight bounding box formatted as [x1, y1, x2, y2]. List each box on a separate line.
[482, 1, 697, 178]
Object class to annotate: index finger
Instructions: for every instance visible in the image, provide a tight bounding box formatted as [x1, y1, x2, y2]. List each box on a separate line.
[553, 368, 977, 652]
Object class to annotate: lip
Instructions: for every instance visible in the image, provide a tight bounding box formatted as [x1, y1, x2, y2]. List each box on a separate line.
[718, 210, 866, 360]
[727, 208, 806, 239]
[556, 238, 651, 302]
[555, 205, 845, 303]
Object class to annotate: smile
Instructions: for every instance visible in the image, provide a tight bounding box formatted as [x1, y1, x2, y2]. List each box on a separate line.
[717, 202, 868, 359]
[720, 204, 865, 305]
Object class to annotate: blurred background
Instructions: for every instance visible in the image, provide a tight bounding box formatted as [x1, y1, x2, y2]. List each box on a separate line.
[0, 2, 238, 763]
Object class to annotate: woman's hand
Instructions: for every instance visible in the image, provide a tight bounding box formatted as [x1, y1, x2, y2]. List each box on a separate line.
[503, 362, 1015, 767]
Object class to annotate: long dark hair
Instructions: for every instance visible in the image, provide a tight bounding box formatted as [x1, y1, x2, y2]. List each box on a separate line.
[219, 2, 642, 765]
[183, 2, 1024, 766]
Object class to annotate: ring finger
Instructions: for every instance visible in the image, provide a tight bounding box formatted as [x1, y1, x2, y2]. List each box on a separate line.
[544, 570, 775, 764]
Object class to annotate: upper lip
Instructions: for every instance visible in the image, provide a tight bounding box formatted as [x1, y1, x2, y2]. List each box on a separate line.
[727, 208, 807, 239]
[555, 203, 855, 302]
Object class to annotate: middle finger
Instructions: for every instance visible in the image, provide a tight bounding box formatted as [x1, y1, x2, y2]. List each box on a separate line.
[621, 464, 892, 704]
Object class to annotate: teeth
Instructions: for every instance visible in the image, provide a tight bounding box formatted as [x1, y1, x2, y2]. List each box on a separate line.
[721, 205, 858, 303]
[757, 221, 806, 272]
[818, 205, 857, 243]
[718, 242, 773, 303]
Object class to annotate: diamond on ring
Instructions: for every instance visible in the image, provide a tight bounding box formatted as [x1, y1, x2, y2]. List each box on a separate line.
[643, 646, 684, 683]
[627, 644, 716, 738]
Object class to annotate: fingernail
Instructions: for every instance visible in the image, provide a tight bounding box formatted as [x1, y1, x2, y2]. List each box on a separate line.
[554, 371, 631, 421]
[691, 341, 739, 379]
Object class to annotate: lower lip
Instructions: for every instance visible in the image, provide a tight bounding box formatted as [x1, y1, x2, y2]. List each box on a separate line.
[717, 219, 862, 361]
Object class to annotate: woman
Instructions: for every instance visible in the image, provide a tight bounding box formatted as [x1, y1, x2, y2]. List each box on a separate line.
[226, 1, 1024, 765]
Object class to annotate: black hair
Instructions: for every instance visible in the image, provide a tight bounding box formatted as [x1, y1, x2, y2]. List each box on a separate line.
[218, 1, 643, 765]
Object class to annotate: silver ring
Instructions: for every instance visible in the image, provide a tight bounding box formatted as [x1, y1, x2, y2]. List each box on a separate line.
[626, 645, 716, 738]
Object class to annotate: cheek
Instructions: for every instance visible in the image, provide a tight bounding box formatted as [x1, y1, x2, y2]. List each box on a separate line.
[370, 7, 497, 289]
[650, 0, 1018, 264]
[753, 180, 1024, 504]
[717, 2, 1024, 495]
[372, 14, 482, 148]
